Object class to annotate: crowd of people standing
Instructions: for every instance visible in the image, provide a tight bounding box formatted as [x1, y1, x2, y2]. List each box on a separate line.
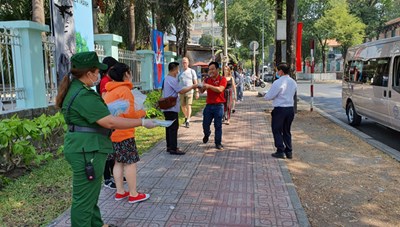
[57, 51, 295, 226]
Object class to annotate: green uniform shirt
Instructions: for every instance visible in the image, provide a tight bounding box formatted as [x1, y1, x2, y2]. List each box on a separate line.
[62, 79, 113, 154]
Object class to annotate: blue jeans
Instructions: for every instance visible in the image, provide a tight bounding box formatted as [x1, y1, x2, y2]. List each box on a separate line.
[236, 84, 243, 101]
[202, 104, 224, 145]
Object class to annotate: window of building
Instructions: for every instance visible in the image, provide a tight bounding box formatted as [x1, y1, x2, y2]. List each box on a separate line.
[392, 29, 396, 38]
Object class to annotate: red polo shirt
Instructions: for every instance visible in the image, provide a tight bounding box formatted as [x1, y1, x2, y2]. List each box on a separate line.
[205, 75, 227, 104]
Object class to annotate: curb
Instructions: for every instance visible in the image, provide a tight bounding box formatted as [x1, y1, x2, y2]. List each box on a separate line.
[279, 160, 311, 227]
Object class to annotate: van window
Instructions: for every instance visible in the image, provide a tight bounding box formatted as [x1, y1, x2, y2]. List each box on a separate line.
[393, 56, 400, 93]
[344, 61, 363, 83]
[361, 57, 390, 87]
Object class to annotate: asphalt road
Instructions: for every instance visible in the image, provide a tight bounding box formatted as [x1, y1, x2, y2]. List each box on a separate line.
[296, 80, 400, 152]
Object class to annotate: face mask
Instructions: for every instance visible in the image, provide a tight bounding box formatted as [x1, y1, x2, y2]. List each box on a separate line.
[90, 73, 101, 86]
[276, 72, 280, 79]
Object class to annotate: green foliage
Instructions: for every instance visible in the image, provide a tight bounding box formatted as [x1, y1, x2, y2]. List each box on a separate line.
[347, 0, 397, 40]
[315, 0, 366, 56]
[0, 96, 207, 226]
[0, 113, 65, 173]
[0, 0, 51, 24]
[144, 90, 163, 118]
[75, 32, 89, 53]
[215, 0, 275, 47]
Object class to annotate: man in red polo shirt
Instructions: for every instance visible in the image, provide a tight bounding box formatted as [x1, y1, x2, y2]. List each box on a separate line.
[200, 62, 227, 150]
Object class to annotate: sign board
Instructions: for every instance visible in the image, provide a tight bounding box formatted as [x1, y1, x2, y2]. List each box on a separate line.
[152, 30, 164, 89]
[276, 19, 287, 41]
[250, 51, 259, 55]
[249, 41, 259, 51]
[52, 0, 94, 81]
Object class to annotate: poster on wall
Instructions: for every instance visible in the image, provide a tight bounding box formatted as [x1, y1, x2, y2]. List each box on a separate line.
[51, 0, 94, 81]
[152, 30, 164, 89]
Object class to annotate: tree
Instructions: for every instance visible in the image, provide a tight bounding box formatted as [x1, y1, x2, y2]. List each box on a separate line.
[106, 0, 150, 50]
[347, 0, 395, 40]
[213, 0, 275, 65]
[199, 34, 213, 46]
[315, 0, 365, 68]
[32, 0, 44, 24]
[128, 0, 136, 50]
[298, 0, 328, 69]
[0, 0, 51, 25]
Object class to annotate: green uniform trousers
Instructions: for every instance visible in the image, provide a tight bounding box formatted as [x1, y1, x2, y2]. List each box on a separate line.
[65, 151, 108, 227]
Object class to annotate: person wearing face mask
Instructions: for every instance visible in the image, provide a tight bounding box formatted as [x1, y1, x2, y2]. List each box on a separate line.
[264, 63, 297, 159]
[55, 51, 156, 227]
[103, 63, 150, 204]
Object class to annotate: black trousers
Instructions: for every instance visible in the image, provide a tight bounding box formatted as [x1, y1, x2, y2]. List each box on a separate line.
[103, 159, 114, 180]
[164, 111, 179, 150]
[271, 107, 295, 154]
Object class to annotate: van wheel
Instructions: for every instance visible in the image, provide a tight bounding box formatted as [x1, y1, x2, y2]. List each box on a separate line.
[346, 102, 361, 126]
[260, 83, 266, 88]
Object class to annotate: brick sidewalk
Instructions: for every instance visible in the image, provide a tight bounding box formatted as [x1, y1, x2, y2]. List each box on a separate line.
[50, 91, 309, 227]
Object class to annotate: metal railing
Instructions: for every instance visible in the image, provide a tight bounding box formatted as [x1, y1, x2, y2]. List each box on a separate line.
[42, 35, 57, 104]
[94, 43, 105, 62]
[118, 49, 143, 89]
[0, 27, 22, 111]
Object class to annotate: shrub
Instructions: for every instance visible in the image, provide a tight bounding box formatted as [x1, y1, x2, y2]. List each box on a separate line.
[144, 89, 163, 118]
[0, 113, 65, 174]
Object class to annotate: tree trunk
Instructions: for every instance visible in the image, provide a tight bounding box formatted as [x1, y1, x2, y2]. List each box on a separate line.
[275, 0, 283, 66]
[128, 0, 136, 51]
[286, 0, 297, 112]
[93, 0, 99, 34]
[317, 37, 327, 73]
[32, 0, 44, 24]
[286, 0, 296, 75]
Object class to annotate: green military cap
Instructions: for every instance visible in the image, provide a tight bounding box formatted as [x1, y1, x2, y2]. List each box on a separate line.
[71, 51, 108, 70]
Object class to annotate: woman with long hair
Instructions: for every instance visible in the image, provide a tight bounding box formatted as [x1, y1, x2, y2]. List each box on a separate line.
[222, 66, 236, 125]
[56, 51, 156, 227]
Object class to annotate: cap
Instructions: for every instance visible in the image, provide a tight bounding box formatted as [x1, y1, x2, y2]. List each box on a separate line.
[71, 51, 108, 70]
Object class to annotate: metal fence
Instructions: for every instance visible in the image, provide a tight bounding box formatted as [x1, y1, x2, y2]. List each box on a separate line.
[94, 43, 105, 62]
[0, 27, 22, 111]
[42, 35, 57, 104]
[118, 49, 143, 89]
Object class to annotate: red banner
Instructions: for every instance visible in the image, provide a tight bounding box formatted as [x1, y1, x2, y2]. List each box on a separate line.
[296, 22, 303, 72]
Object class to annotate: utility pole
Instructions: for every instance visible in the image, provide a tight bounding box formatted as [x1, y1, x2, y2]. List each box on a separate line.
[262, 13, 265, 69]
[211, 3, 215, 61]
[275, 0, 283, 66]
[223, 0, 228, 66]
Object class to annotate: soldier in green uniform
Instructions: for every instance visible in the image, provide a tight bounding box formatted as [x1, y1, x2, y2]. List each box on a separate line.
[55, 51, 156, 227]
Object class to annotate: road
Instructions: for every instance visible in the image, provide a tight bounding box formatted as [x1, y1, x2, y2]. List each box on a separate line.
[296, 80, 400, 152]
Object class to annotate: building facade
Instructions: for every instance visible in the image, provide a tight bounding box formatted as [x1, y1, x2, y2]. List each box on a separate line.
[190, 11, 222, 44]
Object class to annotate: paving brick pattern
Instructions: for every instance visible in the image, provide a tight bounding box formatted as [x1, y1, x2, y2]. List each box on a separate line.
[50, 92, 305, 227]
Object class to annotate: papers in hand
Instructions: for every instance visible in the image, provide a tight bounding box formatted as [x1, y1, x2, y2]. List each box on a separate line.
[152, 119, 175, 127]
[132, 89, 147, 110]
[107, 99, 129, 116]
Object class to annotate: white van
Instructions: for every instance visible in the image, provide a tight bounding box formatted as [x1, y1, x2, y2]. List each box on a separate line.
[342, 36, 400, 132]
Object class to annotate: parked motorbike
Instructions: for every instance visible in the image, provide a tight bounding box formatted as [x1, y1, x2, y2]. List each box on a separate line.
[254, 78, 266, 88]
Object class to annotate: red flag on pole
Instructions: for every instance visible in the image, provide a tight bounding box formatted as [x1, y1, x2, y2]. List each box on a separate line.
[296, 22, 303, 72]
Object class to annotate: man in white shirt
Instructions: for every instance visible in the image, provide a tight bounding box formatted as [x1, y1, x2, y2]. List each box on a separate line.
[178, 57, 199, 128]
[264, 63, 297, 159]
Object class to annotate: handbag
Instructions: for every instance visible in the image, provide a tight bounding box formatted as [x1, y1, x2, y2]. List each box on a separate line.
[157, 96, 177, 109]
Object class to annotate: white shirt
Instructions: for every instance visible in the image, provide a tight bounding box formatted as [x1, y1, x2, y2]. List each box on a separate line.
[178, 68, 196, 94]
[264, 75, 297, 107]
